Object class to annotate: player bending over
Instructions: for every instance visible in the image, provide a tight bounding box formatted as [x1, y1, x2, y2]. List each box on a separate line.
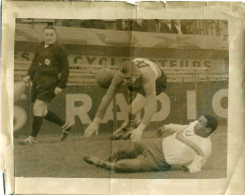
[84, 58, 167, 142]
[84, 114, 218, 173]
[19, 26, 72, 145]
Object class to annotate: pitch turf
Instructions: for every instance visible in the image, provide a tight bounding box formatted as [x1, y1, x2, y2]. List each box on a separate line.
[14, 125, 227, 179]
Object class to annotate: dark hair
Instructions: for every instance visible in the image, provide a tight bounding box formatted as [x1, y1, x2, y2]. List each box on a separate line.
[119, 60, 141, 77]
[119, 61, 133, 74]
[43, 25, 56, 33]
[204, 114, 218, 133]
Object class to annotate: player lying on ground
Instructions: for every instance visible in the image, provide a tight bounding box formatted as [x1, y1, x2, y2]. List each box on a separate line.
[84, 114, 218, 173]
[19, 26, 72, 145]
[84, 58, 167, 142]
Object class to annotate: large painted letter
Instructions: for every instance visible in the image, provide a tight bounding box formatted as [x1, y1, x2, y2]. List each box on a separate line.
[14, 105, 27, 132]
[152, 93, 171, 121]
[187, 90, 197, 120]
[66, 94, 92, 124]
[102, 94, 129, 123]
[212, 89, 228, 118]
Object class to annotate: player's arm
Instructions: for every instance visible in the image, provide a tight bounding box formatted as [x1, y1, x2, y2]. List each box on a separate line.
[185, 154, 209, 173]
[157, 124, 188, 137]
[163, 124, 188, 132]
[94, 71, 123, 122]
[84, 72, 123, 137]
[157, 120, 190, 137]
[57, 47, 69, 89]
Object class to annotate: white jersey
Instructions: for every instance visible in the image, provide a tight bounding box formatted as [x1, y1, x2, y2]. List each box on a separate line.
[162, 121, 212, 173]
[132, 58, 161, 80]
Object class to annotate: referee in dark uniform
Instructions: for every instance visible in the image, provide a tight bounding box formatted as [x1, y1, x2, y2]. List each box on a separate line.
[20, 26, 72, 145]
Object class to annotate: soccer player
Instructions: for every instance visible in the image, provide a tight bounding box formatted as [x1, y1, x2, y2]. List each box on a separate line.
[83, 114, 218, 173]
[84, 58, 167, 142]
[19, 26, 71, 145]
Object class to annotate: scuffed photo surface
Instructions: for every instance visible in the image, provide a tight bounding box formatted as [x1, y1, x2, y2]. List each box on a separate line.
[14, 18, 228, 178]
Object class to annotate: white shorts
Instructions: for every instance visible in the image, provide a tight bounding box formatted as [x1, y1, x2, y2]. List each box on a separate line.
[33, 99, 48, 117]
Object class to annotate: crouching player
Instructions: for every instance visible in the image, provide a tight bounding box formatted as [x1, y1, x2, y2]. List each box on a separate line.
[19, 26, 72, 145]
[84, 58, 167, 142]
[84, 114, 218, 173]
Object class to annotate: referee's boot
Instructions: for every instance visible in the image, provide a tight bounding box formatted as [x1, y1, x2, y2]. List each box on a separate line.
[61, 122, 73, 141]
[19, 136, 37, 145]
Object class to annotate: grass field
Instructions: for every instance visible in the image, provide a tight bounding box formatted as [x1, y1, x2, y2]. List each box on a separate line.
[14, 125, 227, 179]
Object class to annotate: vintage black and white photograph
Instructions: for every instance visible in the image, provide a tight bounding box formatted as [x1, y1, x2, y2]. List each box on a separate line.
[13, 18, 229, 179]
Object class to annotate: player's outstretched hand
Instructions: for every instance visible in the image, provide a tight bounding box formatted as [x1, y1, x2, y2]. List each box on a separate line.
[84, 121, 99, 137]
[54, 87, 62, 95]
[157, 125, 166, 137]
[130, 127, 143, 142]
[23, 76, 31, 83]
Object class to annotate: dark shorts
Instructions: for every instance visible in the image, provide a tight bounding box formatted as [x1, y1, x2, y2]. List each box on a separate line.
[155, 70, 167, 95]
[134, 139, 171, 172]
[32, 74, 59, 103]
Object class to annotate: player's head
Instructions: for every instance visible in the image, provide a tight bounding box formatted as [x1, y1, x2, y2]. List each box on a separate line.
[194, 114, 218, 137]
[96, 68, 116, 89]
[43, 26, 57, 45]
[119, 60, 141, 86]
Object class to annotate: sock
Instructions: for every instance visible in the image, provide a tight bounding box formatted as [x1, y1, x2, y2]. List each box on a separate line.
[61, 122, 72, 132]
[31, 116, 43, 138]
[44, 110, 65, 126]
[104, 161, 115, 170]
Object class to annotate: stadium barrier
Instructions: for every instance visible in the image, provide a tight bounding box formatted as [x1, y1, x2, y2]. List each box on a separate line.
[14, 65, 228, 136]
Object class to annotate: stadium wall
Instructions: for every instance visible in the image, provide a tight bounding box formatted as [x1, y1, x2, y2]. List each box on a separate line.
[14, 81, 228, 136]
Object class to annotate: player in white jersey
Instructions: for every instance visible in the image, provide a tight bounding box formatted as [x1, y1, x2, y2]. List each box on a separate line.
[84, 58, 167, 142]
[83, 114, 218, 173]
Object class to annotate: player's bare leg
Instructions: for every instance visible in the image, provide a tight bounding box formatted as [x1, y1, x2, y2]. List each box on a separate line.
[111, 94, 146, 140]
[121, 94, 147, 140]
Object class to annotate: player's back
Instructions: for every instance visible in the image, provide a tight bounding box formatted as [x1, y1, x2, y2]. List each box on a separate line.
[132, 58, 161, 80]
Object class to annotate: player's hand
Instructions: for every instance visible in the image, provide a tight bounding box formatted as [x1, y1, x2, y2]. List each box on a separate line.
[54, 87, 62, 95]
[130, 127, 143, 142]
[157, 129, 163, 137]
[84, 121, 99, 137]
[23, 76, 30, 83]
[156, 126, 166, 137]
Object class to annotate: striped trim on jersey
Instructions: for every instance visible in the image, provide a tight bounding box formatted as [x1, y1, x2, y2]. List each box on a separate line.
[176, 129, 205, 157]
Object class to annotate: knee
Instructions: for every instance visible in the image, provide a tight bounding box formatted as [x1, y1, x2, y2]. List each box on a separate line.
[33, 104, 39, 116]
[131, 106, 143, 116]
[131, 110, 139, 116]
